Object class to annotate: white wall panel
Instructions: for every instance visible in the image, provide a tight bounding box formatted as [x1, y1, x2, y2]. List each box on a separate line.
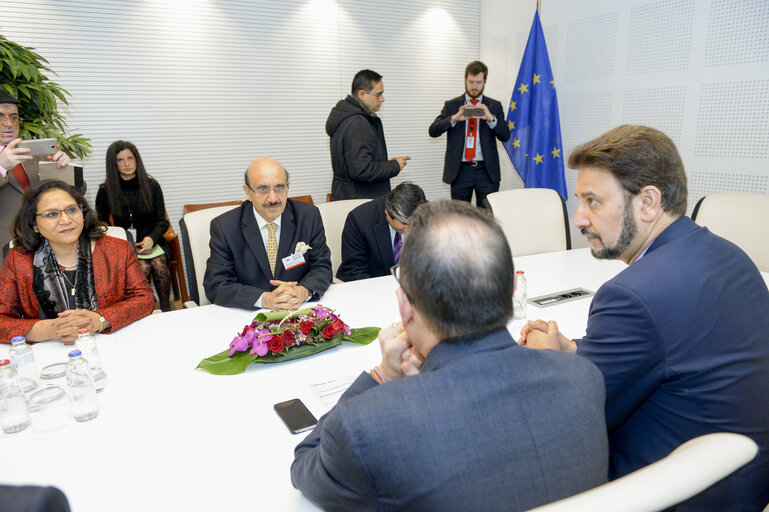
[1, 0, 480, 252]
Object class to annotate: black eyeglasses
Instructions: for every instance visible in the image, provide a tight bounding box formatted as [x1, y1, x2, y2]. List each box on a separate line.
[390, 265, 414, 303]
[248, 184, 288, 196]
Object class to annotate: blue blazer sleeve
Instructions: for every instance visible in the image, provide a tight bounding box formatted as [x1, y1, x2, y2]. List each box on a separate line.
[577, 282, 665, 429]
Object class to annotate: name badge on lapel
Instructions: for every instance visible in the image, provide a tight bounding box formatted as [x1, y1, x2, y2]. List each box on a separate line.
[282, 252, 306, 270]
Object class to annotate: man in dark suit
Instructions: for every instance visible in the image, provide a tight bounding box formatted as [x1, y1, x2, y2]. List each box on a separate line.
[428, 61, 510, 207]
[520, 125, 769, 511]
[292, 200, 608, 511]
[0, 90, 72, 256]
[326, 69, 410, 200]
[336, 182, 426, 282]
[203, 157, 332, 310]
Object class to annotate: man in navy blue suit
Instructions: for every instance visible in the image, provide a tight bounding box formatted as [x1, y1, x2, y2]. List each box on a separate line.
[292, 200, 608, 511]
[429, 61, 510, 207]
[336, 182, 426, 282]
[203, 157, 332, 310]
[521, 125, 769, 511]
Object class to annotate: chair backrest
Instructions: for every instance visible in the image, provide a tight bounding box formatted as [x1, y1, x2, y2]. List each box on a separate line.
[289, 194, 314, 205]
[525, 433, 758, 512]
[105, 225, 128, 241]
[691, 192, 769, 273]
[484, 188, 571, 257]
[180, 204, 240, 305]
[316, 199, 371, 278]
[182, 200, 242, 217]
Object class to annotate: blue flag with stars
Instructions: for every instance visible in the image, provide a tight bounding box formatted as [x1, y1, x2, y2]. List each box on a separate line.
[503, 10, 567, 199]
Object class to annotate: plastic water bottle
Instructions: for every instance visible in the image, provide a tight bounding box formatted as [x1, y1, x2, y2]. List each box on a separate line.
[9, 336, 38, 393]
[74, 329, 107, 393]
[513, 270, 527, 321]
[65, 350, 99, 422]
[0, 359, 32, 433]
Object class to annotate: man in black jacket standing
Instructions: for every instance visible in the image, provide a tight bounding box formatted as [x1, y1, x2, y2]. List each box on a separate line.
[326, 69, 410, 200]
[429, 61, 510, 207]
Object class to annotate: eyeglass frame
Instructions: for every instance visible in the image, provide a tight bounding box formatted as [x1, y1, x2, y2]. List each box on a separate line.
[390, 264, 414, 304]
[247, 183, 289, 196]
[36, 204, 84, 221]
[363, 90, 384, 98]
[0, 113, 21, 123]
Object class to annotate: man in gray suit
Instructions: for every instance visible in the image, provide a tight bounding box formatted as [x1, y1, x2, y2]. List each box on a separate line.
[291, 200, 608, 511]
[0, 90, 72, 255]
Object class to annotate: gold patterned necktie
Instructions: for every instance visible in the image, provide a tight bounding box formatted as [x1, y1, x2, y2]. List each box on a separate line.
[266, 222, 278, 276]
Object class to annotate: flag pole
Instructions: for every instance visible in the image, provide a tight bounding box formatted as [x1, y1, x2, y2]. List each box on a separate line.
[537, 0, 541, 14]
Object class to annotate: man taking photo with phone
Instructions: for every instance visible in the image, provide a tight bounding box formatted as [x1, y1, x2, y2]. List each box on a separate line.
[0, 90, 72, 255]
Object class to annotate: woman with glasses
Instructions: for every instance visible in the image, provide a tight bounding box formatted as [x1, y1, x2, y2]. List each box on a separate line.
[95, 141, 173, 311]
[0, 180, 155, 343]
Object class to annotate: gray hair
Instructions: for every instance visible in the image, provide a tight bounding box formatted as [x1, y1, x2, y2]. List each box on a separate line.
[385, 182, 427, 223]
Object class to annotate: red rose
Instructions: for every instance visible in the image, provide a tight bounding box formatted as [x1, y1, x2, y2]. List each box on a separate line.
[299, 321, 314, 335]
[282, 331, 296, 347]
[321, 319, 346, 339]
[267, 336, 285, 354]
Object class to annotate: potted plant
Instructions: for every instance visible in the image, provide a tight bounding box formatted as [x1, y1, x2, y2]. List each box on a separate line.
[0, 34, 91, 160]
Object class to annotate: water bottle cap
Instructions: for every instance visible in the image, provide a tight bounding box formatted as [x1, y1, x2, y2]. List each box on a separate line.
[515, 270, 524, 274]
[0, 359, 9, 366]
[10, 336, 25, 344]
[76, 328, 90, 335]
[68, 350, 83, 358]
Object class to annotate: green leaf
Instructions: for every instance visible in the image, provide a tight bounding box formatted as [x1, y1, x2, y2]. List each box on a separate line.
[253, 307, 313, 324]
[252, 338, 342, 364]
[342, 327, 380, 345]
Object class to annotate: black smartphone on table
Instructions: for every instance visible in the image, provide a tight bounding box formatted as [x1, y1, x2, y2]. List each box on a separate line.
[274, 398, 317, 434]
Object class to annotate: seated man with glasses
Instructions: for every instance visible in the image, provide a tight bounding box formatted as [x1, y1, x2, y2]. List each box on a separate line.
[0, 180, 155, 343]
[0, 90, 73, 255]
[292, 200, 608, 511]
[336, 182, 427, 282]
[203, 157, 332, 310]
[326, 69, 410, 200]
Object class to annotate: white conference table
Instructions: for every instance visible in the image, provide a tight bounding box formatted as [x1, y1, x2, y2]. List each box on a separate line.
[0, 248, 765, 511]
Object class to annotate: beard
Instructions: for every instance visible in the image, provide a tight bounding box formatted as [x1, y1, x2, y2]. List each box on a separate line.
[466, 85, 485, 99]
[582, 199, 638, 260]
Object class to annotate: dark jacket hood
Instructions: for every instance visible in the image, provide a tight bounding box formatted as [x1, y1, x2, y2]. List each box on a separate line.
[326, 95, 375, 136]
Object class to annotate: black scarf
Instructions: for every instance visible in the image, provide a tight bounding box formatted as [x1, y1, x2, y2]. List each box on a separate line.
[32, 238, 99, 318]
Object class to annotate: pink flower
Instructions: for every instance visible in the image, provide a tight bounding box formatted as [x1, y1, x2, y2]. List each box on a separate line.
[251, 335, 269, 356]
[229, 326, 255, 356]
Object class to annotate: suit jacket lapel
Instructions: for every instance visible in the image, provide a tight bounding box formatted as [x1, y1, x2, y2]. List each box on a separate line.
[241, 203, 273, 280]
[275, 201, 296, 279]
[373, 213, 394, 270]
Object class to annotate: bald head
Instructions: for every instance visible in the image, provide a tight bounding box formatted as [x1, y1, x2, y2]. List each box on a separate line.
[243, 157, 291, 222]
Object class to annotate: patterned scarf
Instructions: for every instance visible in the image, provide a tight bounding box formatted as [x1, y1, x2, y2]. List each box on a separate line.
[32, 238, 98, 319]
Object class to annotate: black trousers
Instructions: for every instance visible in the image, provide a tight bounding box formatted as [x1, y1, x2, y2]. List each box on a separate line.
[450, 161, 499, 208]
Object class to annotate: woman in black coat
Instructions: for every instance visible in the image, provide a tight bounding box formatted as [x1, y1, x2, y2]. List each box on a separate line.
[96, 141, 172, 311]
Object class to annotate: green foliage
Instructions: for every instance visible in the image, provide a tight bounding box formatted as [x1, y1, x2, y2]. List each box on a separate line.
[0, 34, 91, 159]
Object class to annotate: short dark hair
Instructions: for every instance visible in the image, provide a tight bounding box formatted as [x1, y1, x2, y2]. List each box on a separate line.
[11, 180, 106, 252]
[400, 200, 514, 341]
[351, 69, 382, 95]
[568, 125, 687, 216]
[385, 182, 427, 223]
[465, 60, 488, 80]
[244, 166, 289, 188]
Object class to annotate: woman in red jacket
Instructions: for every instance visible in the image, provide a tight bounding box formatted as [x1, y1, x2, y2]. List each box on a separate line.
[0, 180, 155, 343]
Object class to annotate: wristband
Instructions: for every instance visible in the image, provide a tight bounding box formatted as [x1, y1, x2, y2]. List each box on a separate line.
[370, 366, 389, 384]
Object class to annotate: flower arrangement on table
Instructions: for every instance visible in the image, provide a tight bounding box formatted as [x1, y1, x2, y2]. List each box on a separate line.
[197, 305, 380, 375]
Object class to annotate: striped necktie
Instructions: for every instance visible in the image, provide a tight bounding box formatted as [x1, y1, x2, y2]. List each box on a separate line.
[266, 222, 278, 276]
[393, 232, 402, 265]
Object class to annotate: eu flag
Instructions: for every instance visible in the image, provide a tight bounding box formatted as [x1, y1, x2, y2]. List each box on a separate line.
[503, 10, 567, 200]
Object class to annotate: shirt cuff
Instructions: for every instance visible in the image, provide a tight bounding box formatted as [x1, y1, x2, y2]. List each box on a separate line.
[255, 293, 264, 308]
[487, 117, 497, 129]
[0, 164, 8, 178]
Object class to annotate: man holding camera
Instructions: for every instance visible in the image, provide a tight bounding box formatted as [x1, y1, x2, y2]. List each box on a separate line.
[429, 61, 510, 208]
[0, 90, 72, 254]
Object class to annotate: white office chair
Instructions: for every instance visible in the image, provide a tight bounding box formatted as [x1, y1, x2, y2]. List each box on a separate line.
[525, 433, 758, 512]
[179, 204, 240, 306]
[316, 198, 370, 282]
[104, 225, 128, 241]
[691, 192, 769, 273]
[484, 188, 570, 257]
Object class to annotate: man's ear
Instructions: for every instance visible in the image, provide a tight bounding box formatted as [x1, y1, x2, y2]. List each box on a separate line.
[638, 185, 663, 222]
[396, 287, 413, 327]
[356, 90, 366, 102]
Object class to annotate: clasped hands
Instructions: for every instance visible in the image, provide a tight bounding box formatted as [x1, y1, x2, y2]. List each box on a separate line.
[377, 322, 424, 381]
[518, 319, 577, 353]
[451, 103, 494, 123]
[262, 280, 309, 311]
[26, 309, 103, 344]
